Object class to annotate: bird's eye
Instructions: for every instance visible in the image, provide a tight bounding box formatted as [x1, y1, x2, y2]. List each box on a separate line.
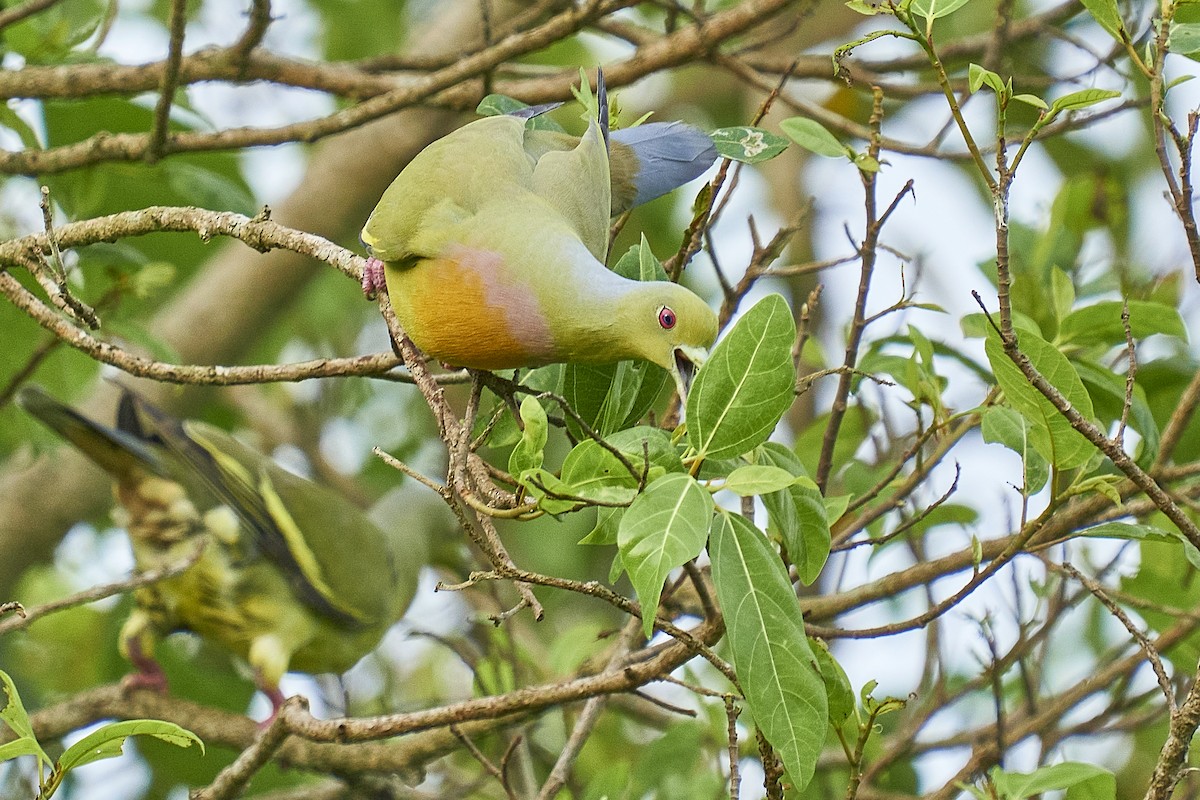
[658, 306, 677, 330]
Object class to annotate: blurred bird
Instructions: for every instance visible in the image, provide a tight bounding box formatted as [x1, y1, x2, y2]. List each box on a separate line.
[18, 386, 423, 719]
[361, 69, 719, 398]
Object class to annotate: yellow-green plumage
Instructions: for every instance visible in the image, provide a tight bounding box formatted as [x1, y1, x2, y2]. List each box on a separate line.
[18, 386, 422, 714]
[362, 74, 719, 396]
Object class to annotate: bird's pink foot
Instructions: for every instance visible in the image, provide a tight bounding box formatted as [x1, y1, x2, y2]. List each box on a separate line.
[122, 640, 169, 694]
[255, 675, 289, 729]
[362, 257, 387, 299]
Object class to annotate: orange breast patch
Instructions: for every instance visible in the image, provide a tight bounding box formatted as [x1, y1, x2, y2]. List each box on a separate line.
[388, 247, 556, 370]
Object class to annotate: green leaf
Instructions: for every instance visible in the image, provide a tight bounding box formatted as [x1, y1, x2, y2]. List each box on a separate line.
[0, 737, 46, 763]
[968, 63, 1007, 96]
[1049, 89, 1122, 114]
[1058, 300, 1187, 346]
[0, 104, 42, 151]
[758, 443, 831, 584]
[563, 361, 653, 438]
[981, 406, 1049, 493]
[570, 66, 600, 122]
[559, 427, 685, 510]
[824, 494, 851, 526]
[1050, 267, 1075, 326]
[989, 763, 1115, 800]
[984, 328, 1097, 470]
[688, 294, 796, 460]
[911, 0, 972, 21]
[710, 512, 826, 791]
[1079, 521, 1200, 567]
[1072, 359, 1160, 467]
[1078, 0, 1124, 40]
[779, 117, 848, 159]
[580, 506, 622, 545]
[610, 426, 686, 473]
[844, 0, 889, 14]
[1066, 474, 1122, 505]
[1012, 93, 1049, 110]
[722, 465, 800, 496]
[477, 93, 530, 116]
[810, 638, 854, 725]
[1082, 521, 1173, 541]
[508, 396, 548, 476]
[559, 439, 641, 506]
[0, 671, 46, 766]
[1170, 22, 1200, 53]
[57, 719, 204, 772]
[519, 468, 580, 515]
[4, 0, 106, 62]
[165, 162, 256, 215]
[617, 474, 714, 637]
[709, 126, 790, 163]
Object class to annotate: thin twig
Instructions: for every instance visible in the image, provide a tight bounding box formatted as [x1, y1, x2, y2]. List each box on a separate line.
[0, 540, 205, 636]
[192, 696, 300, 800]
[0, 0, 61, 30]
[1057, 560, 1174, 712]
[149, 0, 189, 162]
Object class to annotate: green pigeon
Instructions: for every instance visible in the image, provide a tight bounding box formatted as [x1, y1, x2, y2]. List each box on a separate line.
[361, 69, 719, 398]
[18, 386, 422, 718]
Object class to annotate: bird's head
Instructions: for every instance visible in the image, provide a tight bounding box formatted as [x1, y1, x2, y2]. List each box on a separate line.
[622, 283, 718, 400]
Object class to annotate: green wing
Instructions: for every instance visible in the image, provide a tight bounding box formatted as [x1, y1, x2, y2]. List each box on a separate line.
[179, 420, 396, 628]
[529, 117, 611, 262]
[361, 114, 533, 265]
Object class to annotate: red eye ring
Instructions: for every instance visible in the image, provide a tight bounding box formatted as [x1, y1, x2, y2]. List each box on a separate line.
[658, 306, 677, 330]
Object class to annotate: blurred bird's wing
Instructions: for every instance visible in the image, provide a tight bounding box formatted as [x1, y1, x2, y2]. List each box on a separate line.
[124, 393, 382, 628]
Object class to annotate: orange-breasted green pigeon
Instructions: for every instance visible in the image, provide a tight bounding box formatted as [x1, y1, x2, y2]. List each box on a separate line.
[361, 71, 719, 397]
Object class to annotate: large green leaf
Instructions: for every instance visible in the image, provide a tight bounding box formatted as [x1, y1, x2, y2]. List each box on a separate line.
[757, 443, 830, 584]
[980, 406, 1049, 493]
[559, 440, 642, 505]
[1057, 300, 1186, 346]
[1078, 0, 1124, 40]
[1072, 359, 1160, 468]
[990, 763, 1115, 800]
[984, 328, 1097, 470]
[617, 473, 714, 637]
[688, 294, 796, 460]
[58, 719, 204, 772]
[910, 0, 973, 21]
[710, 512, 826, 790]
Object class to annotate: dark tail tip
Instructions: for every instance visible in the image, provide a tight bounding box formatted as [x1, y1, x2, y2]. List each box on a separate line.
[596, 66, 609, 151]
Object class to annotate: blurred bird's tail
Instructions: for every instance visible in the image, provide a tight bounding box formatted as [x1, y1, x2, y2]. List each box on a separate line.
[17, 386, 164, 478]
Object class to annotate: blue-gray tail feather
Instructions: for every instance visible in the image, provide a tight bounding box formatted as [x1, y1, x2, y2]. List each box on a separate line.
[611, 121, 717, 206]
